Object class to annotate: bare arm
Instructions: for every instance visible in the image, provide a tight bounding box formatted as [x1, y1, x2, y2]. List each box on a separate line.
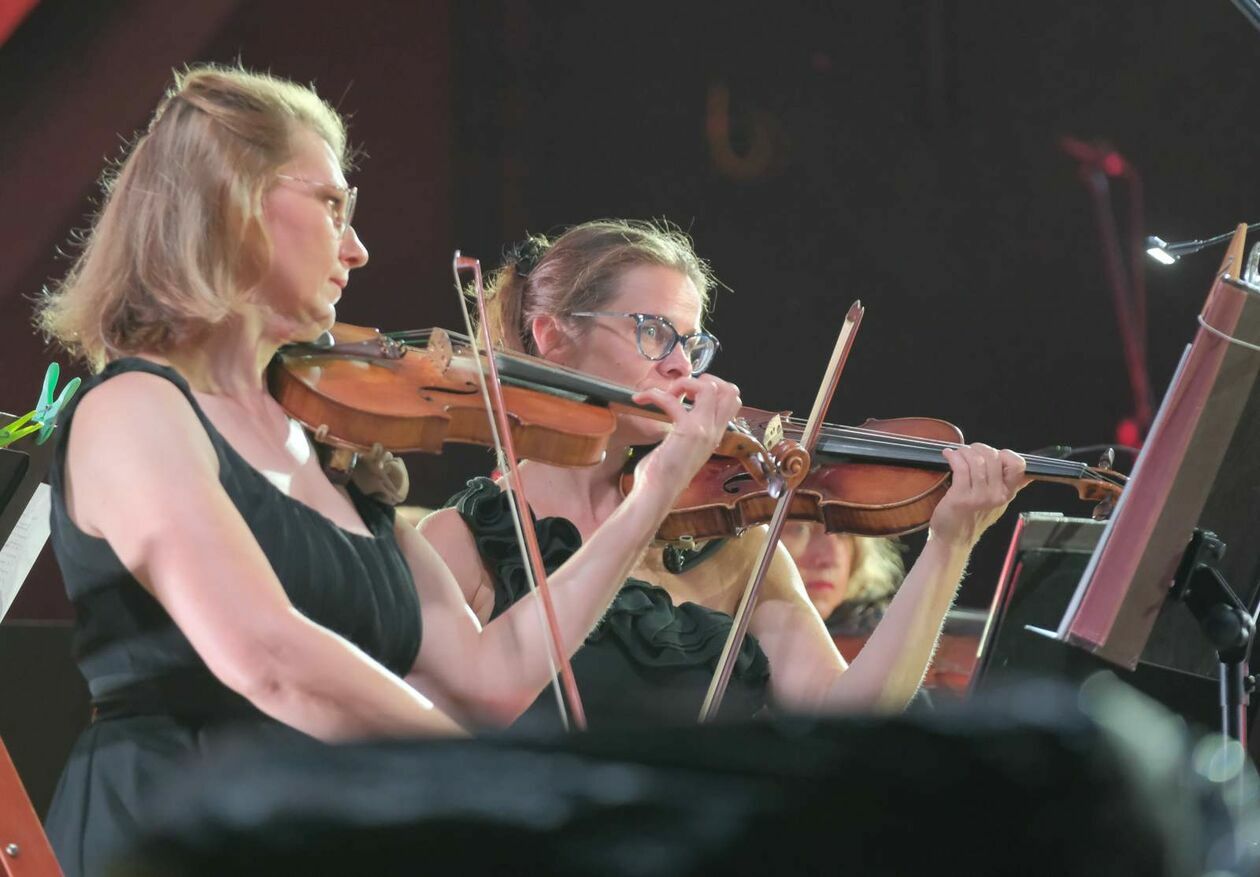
[66, 373, 463, 741]
[405, 481, 676, 725]
[752, 532, 971, 714]
[408, 374, 745, 726]
[752, 444, 1027, 714]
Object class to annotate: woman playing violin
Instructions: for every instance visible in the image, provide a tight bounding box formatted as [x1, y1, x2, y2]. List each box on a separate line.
[423, 220, 1028, 729]
[33, 66, 740, 876]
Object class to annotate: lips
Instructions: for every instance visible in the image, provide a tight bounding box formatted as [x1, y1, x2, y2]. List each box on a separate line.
[330, 277, 347, 289]
[804, 579, 835, 593]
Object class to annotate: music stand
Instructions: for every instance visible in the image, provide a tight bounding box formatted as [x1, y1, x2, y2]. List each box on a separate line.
[0, 422, 63, 877]
[1051, 225, 1260, 744]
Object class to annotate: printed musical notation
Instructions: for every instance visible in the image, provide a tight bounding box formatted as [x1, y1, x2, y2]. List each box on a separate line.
[0, 482, 49, 621]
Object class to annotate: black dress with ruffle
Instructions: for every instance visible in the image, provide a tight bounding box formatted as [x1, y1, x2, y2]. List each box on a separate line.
[43, 358, 421, 877]
[445, 477, 770, 731]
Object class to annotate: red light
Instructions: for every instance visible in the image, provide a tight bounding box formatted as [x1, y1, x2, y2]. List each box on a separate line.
[1115, 417, 1142, 449]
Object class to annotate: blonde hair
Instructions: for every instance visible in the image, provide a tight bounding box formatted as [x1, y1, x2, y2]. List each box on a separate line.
[479, 219, 718, 355]
[36, 63, 349, 371]
[845, 535, 906, 604]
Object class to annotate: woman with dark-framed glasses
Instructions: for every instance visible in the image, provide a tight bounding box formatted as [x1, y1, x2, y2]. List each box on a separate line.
[421, 219, 1028, 729]
[33, 69, 745, 875]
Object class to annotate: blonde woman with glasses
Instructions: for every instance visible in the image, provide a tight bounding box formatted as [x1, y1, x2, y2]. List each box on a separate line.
[422, 220, 1029, 731]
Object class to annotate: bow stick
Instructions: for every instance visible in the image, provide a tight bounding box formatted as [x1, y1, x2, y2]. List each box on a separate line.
[452, 253, 586, 731]
[698, 301, 865, 722]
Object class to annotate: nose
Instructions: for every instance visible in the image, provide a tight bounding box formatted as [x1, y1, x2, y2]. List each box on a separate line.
[799, 527, 844, 567]
[341, 225, 369, 269]
[656, 340, 693, 379]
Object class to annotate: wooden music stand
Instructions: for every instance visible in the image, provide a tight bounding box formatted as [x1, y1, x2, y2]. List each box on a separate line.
[1052, 225, 1260, 740]
[0, 737, 61, 877]
[0, 425, 63, 877]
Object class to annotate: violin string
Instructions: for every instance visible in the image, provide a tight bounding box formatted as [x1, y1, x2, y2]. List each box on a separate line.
[811, 427, 1125, 487]
[388, 332, 1122, 488]
[777, 418, 1124, 487]
[780, 418, 1024, 459]
[780, 415, 1081, 466]
[392, 329, 764, 432]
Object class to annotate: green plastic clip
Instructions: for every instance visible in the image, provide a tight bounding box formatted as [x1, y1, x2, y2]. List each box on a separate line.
[0, 363, 81, 449]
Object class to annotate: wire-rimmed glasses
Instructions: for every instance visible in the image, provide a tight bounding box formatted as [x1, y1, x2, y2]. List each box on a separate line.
[274, 174, 358, 235]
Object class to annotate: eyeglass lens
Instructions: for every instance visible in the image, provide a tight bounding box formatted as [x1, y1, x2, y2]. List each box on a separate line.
[635, 316, 716, 373]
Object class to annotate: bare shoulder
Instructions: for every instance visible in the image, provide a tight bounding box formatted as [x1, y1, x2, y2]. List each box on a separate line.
[65, 370, 218, 536]
[416, 506, 469, 543]
[71, 370, 211, 450]
[417, 507, 489, 600]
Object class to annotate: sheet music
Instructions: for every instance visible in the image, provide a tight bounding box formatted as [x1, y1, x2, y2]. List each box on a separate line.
[0, 482, 50, 621]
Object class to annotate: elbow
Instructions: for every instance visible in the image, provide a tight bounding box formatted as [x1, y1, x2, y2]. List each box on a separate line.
[833, 676, 917, 716]
[202, 617, 311, 712]
[786, 666, 902, 717]
[461, 686, 540, 729]
[221, 659, 289, 711]
[405, 667, 532, 730]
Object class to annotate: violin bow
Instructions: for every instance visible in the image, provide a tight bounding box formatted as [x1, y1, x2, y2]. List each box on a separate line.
[452, 253, 587, 731]
[698, 300, 865, 722]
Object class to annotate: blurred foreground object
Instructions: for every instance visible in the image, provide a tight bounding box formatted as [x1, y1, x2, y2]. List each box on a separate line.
[117, 677, 1251, 877]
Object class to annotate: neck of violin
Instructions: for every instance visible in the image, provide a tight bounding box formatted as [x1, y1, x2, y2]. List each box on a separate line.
[810, 431, 1092, 481]
[392, 327, 659, 411]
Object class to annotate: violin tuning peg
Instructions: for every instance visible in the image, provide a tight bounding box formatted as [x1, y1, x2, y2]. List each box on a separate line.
[1097, 447, 1116, 470]
[763, 414, 784, 449]
[1092, 495, 1116, 521]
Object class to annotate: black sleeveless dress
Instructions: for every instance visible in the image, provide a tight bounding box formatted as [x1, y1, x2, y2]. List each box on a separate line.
[445, 477, 770, 731]
[43, 358, 421, 877]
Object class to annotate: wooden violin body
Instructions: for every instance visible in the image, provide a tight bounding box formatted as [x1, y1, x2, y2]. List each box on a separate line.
[650, 417, 961, 542]
[624, 415, 1126, 543]
[269, 323, 620, 466]
[269, 323, 800, 486]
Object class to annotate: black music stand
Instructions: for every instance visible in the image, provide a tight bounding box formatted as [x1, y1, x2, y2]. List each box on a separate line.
[1048, 226, 1260, 745]
[970, 512, 1106, 689]
[969, 513, 1245, 745]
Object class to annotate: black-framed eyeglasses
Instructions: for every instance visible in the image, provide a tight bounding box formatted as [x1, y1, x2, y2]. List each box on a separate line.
[567, 311, 721, 375]
[275, 174, 358, 235]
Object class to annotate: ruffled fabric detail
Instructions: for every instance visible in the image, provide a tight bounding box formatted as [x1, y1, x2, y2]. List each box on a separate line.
[589, 580, 769, 681]
[445, 477, 769, 683]
[444, 477, 582, 609]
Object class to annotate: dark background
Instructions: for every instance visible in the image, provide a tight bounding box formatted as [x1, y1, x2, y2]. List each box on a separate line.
[1, 2, 1256, 628]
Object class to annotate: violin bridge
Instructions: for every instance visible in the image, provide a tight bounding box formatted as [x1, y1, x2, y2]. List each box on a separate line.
[423, 327, 454, 372]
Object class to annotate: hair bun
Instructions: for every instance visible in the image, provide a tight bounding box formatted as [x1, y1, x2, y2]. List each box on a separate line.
[504, 235, 550, 279]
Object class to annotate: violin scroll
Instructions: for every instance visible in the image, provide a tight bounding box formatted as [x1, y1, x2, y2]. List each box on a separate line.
[769, 438, 810, 487]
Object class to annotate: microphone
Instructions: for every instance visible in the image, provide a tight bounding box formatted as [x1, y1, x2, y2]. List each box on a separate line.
[1145, 223, 1260, 265]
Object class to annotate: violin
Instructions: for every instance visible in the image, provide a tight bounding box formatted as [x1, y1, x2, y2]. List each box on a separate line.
[621, 411, 1126, 543]
[267, 322, 807, 488]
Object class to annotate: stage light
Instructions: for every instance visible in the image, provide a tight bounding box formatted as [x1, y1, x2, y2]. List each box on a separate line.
[1145, 224, 1260, 266]
[1145, 237, 1177, 265]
